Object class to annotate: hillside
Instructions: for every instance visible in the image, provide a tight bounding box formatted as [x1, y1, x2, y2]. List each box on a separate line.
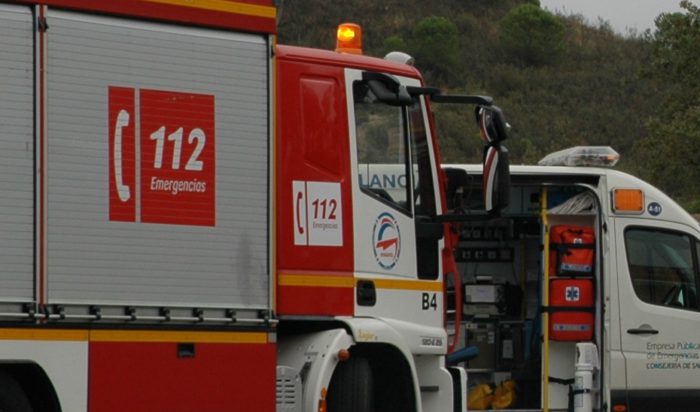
[277, 0, 698, 212]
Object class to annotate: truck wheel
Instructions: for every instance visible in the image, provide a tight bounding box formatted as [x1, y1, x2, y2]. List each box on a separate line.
[0, 371, 32, 412]
[327, 356, 374, 412]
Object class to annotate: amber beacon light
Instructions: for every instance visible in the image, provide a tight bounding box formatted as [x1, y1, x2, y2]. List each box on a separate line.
[613, 188, 644, 213]
[336, 23, 363, 54]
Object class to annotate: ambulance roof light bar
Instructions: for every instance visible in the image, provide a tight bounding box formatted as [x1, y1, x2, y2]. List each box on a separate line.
[538, 146, 620, 167]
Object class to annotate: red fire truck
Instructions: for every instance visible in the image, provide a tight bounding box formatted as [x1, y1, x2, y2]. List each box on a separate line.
[0, 1, 510, 411]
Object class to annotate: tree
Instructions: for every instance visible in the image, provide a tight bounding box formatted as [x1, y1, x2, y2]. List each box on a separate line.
[634, 1, 700, 210]
[648, 0, 700, 107]
[409, 16, 461, 86]
[498, 4, 565, 66]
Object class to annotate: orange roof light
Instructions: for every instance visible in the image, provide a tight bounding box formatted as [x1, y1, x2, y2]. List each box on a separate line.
[613, 188, 644, 213]
[336, 23, 362, 54]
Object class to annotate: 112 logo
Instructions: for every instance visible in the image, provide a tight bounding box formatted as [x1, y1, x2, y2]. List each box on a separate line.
[109, 86, 216, 226]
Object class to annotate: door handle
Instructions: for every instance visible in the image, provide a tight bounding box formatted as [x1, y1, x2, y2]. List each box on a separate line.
[627, 327, 659, 335]
[356, 280, 376, 307]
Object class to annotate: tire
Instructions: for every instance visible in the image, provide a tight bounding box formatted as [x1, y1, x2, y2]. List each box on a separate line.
[0, 371, 32, 412]
[327, 356, 374, 412]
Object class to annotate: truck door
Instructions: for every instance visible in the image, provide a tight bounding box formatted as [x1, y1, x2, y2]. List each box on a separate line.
[613, 218, 700, 410]
[347, 69, 444, 328]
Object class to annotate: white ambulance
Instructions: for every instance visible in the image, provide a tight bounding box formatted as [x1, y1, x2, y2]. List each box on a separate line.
[440, 146, 700, 411]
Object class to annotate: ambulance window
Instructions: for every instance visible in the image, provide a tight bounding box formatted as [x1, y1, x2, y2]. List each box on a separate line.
[354, 81, 411, 214]
[624, 228, 698, 310]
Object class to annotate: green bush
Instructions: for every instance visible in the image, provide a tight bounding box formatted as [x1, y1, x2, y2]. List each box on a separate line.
[498, 4, 565, 66]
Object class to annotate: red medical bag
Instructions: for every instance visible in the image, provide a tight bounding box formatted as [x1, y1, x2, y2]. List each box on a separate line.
[549, 278, 594, 341]
[549, 225, 595, 276]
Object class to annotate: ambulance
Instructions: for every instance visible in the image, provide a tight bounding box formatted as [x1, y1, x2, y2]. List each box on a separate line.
[440, 146, 700, 411]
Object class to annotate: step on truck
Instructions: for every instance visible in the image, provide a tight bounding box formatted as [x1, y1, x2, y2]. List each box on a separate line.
[0, 2, 512, 411]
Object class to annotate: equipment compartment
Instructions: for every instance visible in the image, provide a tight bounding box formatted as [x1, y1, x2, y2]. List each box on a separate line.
[449, 181, 602, 411]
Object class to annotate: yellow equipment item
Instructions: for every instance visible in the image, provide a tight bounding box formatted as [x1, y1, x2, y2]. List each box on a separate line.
[492, 380, 517, 410]
[467, 383, 494, 410]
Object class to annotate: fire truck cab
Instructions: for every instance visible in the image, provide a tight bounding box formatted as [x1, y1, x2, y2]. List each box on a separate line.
[274, 33, 509, 411]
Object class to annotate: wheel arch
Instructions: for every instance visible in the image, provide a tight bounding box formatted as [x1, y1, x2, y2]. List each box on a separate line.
[2, 362, 62, 412]
[348, 342, 418, 412]
[277, 318, 426, 412]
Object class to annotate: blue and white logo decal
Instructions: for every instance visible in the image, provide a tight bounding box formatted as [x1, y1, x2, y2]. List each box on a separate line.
[372, 212, 401, 270]
[565, 286, 580, 302]
[647, 202, 662, 216]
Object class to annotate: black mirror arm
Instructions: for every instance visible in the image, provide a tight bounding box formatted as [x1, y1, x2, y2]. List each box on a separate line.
[404, 86, 494, 106]
[406, 86, 441, 96]
[431, 94, 493, 106]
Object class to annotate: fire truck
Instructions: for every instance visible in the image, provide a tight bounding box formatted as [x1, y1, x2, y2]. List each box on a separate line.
[0, 1, 512, 411]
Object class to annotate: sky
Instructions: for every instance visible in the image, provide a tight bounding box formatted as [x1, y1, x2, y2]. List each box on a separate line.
[539, 0, 686, 34]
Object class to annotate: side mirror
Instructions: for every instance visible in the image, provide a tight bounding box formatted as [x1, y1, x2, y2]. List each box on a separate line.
[476, 105, 510, 144]
[483, 145, 510, 213]
[407, 89, 512, 217]
[477, 105, 510, 213]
